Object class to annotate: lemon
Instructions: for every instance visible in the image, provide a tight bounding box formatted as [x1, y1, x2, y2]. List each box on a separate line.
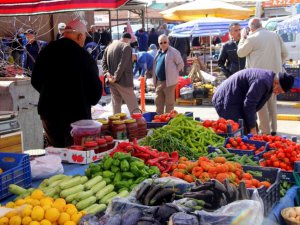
[31, 190, 44, 200]
[44, 208, 60, 222]
[5, 211, 19, 219]
[70, 213, 82, 224]
[65, 205, 77, 216]
[0, 217, 9, 225]
[21, 206, 32, 217]
[40, 198, 53, 207]
[29, 222, 40, 225]
[31, 206, 44, 221]
[40, 220, 52, 225]
[57, 213, 70, 225]
[21, 216, 32, 225]
[42, 205, 51, 211]
[15, 199, 26, 206]
[31, 199, 41, 206]
[52, 199, 66, 212]
[5, 202, 15, 208]
[63, 221, 75, 225]
[9, 215, 21, 225]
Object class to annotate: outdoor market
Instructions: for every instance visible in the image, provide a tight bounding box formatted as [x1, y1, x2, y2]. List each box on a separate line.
[0, 0, 300, 225]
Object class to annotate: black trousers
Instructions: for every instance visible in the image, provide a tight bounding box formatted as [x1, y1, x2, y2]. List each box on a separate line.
[42, 119, 73, 148]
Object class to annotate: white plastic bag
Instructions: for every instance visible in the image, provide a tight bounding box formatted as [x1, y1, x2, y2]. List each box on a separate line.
[30, 155, 64, 180]
[200, 70, 216, 83]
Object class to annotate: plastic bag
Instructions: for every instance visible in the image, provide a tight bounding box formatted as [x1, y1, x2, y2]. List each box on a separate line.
[193, 189, 264, 225]
[199, 70, 216, 83]
[30, 155, 64, 180]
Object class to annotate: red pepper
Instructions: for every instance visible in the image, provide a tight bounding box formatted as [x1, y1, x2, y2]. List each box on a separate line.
[132, 153, 149, 160]
[171, 151, 179, 161]
[147, 157, 167, 165]
[117, 142, 132, 149]
[133, 144, 159, 158]
[162, 164, 172, 173]
[153, 162, 164, 172]
[159, 152, 170, 158]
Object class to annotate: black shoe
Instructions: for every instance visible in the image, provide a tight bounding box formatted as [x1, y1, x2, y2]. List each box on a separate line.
[271, 132, 277, 136]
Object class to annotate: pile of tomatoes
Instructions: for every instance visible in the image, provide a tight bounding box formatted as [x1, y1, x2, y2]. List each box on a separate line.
[250, 134, 295, 149]
[202, 118, 240, 134]
[260, 142, 300, 171]
[225, 137, 265, 155]
[151, 110, 178, 123]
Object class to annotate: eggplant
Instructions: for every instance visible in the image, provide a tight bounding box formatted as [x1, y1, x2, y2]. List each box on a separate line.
[169, 212, 199, 225]
[154, 203, 180, 223]
[136, 183, 152, 202]
[143, 184, 162, 205]
[231, 185, 239, 202]
[190, 180, 214, 192]
[105, 214, 122, 225]
[121, 208, 143, 225]
[195, 179, 203, 186]
[223, 179, 235, 203]
[136, 217, 161, 225]
[183, 190, 215, 202]
[149, 188, 174, 206]
[238, 181, 250, 200]
[211, 179, 227, 193]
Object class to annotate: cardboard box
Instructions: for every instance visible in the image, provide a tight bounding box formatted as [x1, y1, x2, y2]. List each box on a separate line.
[45, 144, 116, 164]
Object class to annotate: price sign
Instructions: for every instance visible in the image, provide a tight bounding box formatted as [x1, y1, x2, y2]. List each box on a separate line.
[263, 0, 300, 7]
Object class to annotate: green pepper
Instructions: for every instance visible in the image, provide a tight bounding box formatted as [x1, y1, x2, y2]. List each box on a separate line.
[114, 180, 132, 189]
[140, 169, 149, 177]
[91, 171, 103, 178]
[90, 166, 101, 175]
[134, 177, 146, 184]
[114, 172, 122, 183]
[103, 157, 114, 170]
[111, 165, 120, 173]
[113, 159, 120, 166]
[120, 160, 130, 172]
[102, 170, 114, 178]
[85, 168, 91, 178]
[118, 187, 128, 193]
[130, 183, 138, 190]
[122, 172, 135, 179]
[150, 166, 161, 176]
[102, 177, 111, 184]
[130, 156, 144, 163]
[114, 152, 131, 160]
[130, 165, 141, 177]
[130, 161, 145, 169]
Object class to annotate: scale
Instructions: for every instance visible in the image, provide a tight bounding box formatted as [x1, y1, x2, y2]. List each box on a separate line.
[0, 111, 20, 135]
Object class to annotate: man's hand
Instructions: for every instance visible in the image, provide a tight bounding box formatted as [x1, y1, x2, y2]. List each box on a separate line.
[241, 27, 248, 39]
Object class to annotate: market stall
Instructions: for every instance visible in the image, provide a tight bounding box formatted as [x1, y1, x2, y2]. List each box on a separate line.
[1, 112, 300, 225]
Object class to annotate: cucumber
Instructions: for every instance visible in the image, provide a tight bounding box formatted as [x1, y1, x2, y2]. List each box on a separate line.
[116, 190, 129, 198]
[38, 179, 49, 189]
[48, 176, 72, 188]
[48, 174, 68, 183]
[90, 180, 106, 194]
[76, 196, 97, 210]
[84, 176, 103, 190]
[60, 184, 84, 198]
[84, 204, 107, 214]
[72, 200, 78, 205]
[65, 193, 78, 203]
[59, 176, 83, 190]
[80, 176, 88, 183]
[100, 192, 117, 204]
[9, 184, 27, 195]
[76, 190, 94, 201]
[95, 184, 114, 200]
[44, 187, 60, 197]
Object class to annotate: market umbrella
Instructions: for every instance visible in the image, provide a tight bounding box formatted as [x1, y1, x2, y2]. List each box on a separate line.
[0, 0, 129, 16]
[160, 0, 253, 21]
[277, 14, 300, 34]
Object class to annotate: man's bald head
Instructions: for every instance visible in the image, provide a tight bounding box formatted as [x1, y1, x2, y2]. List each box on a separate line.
[248, 17, 262, 32]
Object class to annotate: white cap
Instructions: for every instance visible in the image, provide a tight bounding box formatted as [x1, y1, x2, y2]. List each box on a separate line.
[62, 20, 91, 37]
[58, 22, 66, 30]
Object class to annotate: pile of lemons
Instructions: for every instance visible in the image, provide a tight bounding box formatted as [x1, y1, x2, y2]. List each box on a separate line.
[0, 189, 85, 225]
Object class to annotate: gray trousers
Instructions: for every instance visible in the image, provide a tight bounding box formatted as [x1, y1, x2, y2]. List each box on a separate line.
[258, 94, 277, 134]
[155, 81, 177, 114]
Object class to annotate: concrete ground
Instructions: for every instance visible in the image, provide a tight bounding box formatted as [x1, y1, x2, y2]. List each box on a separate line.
[100, 95, 300, 140]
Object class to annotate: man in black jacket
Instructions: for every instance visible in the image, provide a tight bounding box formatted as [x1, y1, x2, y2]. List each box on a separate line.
[218, 22, 246, 78]
[31, 20, 102, 147]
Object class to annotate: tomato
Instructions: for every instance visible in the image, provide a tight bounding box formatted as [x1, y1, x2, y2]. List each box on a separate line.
[236, 137, 242, 144]
[273, 161, 280, 167]
[203, 120, 212, 127]
[154, 115, 160, 120]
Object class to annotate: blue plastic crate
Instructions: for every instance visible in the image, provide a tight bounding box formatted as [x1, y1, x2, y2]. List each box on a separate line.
[143, 112, 193, 129]
[243, 165, 281, 215]
[273, 161, 300, 183]
[209, 138, 269, 160]
[0, 153, 32, 200]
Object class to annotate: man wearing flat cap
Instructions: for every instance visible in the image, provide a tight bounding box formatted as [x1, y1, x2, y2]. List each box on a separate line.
[31, 20, 102, 147]
[212, 68, 294, 135]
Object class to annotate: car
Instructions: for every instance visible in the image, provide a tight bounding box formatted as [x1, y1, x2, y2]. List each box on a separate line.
[263, 16, 291, 31]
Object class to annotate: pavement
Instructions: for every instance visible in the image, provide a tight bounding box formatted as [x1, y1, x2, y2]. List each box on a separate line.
[99, 95, 300, 140]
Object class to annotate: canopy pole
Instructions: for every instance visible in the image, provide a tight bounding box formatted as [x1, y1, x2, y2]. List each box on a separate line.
[210, 35, 212, 75]
[117, 10, 119, 40]
[108, 10, 112, 38]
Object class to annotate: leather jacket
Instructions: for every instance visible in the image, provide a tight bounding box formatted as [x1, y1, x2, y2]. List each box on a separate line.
[218, 40, 246, 78]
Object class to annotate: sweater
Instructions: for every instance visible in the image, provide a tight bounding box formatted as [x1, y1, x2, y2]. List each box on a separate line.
[31, 38, 102, 122]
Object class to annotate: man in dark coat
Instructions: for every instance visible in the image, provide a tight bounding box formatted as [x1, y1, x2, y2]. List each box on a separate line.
[170, 37, 190, 75]
[212, 68, 294, 134]
[31, 20, 102, 147]
[218, 22, 246, 78]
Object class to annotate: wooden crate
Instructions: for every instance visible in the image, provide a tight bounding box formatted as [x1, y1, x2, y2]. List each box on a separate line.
[176, 98, 202, 106]
[0, 131, 23, 153]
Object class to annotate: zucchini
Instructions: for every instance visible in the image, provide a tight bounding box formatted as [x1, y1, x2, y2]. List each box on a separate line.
[60, 184, 84, 198]
[48, 176, 72, 188]
[80, 176, 88, 183]
[95, 184, 114, 200]
[44, 187, 59, 197]
[76, 190, 94, 201]
[76, 196, 97, 210]
[90, 180, 106, 194]
[84, 176, 103, 190]
[72, 200, 78, 205]
[65, 193, 78, 203]
[59, 176, 82, 190]
[38, 179, 49, 189]
[9, 184, 27, 195]
[83, 204, 107, 214]
[100, 192, 117, 204]
[115, 190, 129, 198]
[48, 174, 68, 183]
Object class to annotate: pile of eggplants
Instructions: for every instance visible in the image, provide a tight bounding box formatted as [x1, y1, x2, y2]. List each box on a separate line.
[182, 179, 251, 211]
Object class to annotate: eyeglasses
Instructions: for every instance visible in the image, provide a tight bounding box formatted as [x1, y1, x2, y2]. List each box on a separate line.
[159, 41, 168, 45]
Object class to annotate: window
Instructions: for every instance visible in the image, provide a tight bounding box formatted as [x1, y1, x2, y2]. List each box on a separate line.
[280, 32, 296, 42]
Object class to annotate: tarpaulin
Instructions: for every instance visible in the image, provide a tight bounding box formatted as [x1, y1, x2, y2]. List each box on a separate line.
[0, 0, 129, 16]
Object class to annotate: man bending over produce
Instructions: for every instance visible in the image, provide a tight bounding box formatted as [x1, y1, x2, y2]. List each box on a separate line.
[212, 68, 294, 134]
